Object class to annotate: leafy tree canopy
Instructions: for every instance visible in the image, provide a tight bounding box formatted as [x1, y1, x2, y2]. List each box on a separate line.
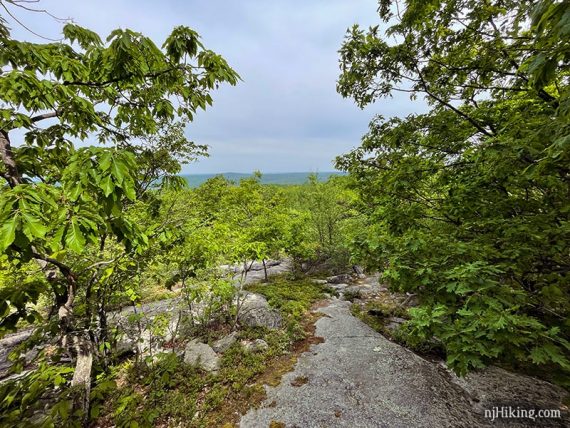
[0, 5, 238, 415]
[337, 0, 570, 377]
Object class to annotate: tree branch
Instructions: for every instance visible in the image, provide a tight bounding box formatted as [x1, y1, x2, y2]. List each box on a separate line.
[62, 66, 183, 88]
[414, 66, 495, 138]
[30, 110, 59, 123]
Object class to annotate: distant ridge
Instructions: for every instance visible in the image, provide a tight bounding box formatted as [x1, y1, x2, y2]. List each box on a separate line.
[181, 171, 345, 187]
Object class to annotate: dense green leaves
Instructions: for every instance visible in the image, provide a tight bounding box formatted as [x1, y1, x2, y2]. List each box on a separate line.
[338, 0, 570, 377]
[525, 0, 570, 92]
[0, 362, 76, 427]
[0, 10, 238, 423]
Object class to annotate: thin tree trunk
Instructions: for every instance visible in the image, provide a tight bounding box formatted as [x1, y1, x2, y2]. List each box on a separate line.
[71, 334, 93, 425]
[262, 259, 268, 282]
[232, 260, 253, 329]
[58, 271, 93, 420]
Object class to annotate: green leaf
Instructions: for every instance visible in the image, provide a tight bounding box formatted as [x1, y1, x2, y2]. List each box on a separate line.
[21, 212, 48, 241]
[100, 174, 115, 197]
[66, 182, 83, 202]
[99, 151, 113, 172]
[122, 177, 136, 201]
[110, 157, 128, 183]
[65, 218, 86, 253]
[0, 216, 18, 251]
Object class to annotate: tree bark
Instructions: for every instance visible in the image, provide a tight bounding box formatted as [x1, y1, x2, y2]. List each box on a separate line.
[55, 263, 94, 419]
[0, 130, 21, 188]
[71, 334, 93, 425]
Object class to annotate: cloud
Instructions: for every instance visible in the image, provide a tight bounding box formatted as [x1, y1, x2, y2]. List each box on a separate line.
[6, 0, 426, 173]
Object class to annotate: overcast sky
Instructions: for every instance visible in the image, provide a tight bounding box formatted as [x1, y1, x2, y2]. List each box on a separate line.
[6, 0, 425, 174]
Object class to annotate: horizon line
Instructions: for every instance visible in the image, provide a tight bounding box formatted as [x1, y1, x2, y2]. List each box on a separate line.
[181, 170, 345, 175]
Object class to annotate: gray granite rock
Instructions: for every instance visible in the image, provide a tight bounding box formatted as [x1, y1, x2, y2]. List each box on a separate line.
[385, 316, 407, 332]
[183, 340, 220, 372]
[452, 365, 570, 426]
[212, 332, 238, 353]
[326, 274, 352, 284]
[237, 292, 282, 329]
[328, 283, 349, 291]
[343, 285, 364, 295]
[243, 339, 269, 353]
[352, 265, 365, 275]
[240, 299, 569, 428]
[0, 330, 32, 378]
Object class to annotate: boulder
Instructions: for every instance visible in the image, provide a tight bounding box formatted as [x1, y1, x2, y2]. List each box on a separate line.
[237, 293, 282, 329]
[115, 330, 160, 357]
[401, 293, 419, 307]
[352, 265, 365, 275]
[329, 283, 349, 290]
[326, 274, 352, 284]
[183, 340, 220, 372]
[212, 332, 238, 353]
[243, 339, 269, 352]
[311, 279, 328, 285]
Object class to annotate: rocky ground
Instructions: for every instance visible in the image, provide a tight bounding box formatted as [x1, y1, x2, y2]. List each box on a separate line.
[2, 263, 569, 427]
[0, 260, 291, 378]
[240, 273, 570, 428]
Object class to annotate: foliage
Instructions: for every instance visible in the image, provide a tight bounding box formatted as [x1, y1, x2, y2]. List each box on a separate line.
[351, 300, 442, 356]
[0, 5, 238, 421]
[0, 256, 48, 332]
[282, 174, 362, 273]
[0, 11, 238, 332]
[0, 362, 76, 427]
[158, 174, 313, 280]
[132, 119, 209, 198]
[337, 0, 570, 376]
[350, 302, 393, 336]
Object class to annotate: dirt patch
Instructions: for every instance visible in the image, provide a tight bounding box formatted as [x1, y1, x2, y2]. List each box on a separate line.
[209, 308, 326, 427]
[290, 375, 309, 387]
[256, 311, 324, 388]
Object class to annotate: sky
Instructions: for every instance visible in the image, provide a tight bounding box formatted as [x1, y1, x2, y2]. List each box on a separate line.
[5, 0, 425, 174]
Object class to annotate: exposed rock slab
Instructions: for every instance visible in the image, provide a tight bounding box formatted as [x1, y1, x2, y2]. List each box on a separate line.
[452, 365, 569, 426]
[385, 316, 407, 332]
[240, 299, 569, 428]
[234, 259, 292, 285]
[0, 259, 292, 377]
